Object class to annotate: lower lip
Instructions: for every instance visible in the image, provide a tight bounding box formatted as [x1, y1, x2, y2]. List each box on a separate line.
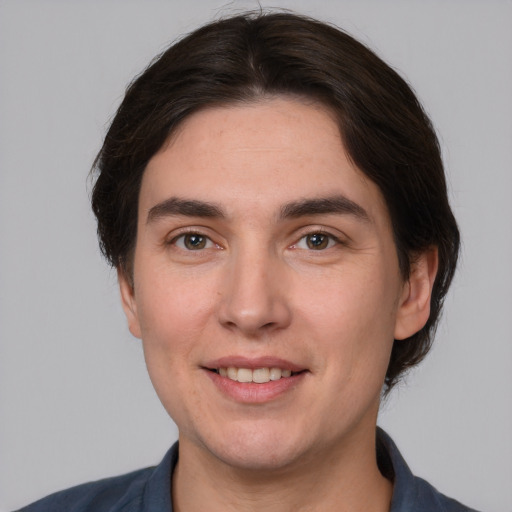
[205, 370, 306, 403]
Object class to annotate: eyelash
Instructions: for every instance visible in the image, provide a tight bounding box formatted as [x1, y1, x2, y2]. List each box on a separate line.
[168, 229, 343, 252]
[169, 231, 219, 251]
[291, 231, 343, 251]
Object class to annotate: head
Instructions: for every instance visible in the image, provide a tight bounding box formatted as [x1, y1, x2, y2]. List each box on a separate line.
[91, 12, 459, 394]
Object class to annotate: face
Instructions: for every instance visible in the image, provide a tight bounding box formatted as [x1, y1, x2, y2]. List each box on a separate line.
[120, 97, 432, 471]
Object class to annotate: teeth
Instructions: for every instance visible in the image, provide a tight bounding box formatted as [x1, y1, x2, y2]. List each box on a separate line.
[269, 368, 282, 381]
[218, 367, 295, 383]
[253, 368, 270, 383]
[237, 368, 252, 383]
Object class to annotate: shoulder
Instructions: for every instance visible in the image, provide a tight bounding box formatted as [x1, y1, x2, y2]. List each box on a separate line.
[377, 429, 480, 512]
[411, 474, 480, 512]
[15, 444, 177, 512]
[15, 467, 153, 512]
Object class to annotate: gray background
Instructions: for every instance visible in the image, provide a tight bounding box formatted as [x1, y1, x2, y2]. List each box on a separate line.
[1, 1, 511, 511]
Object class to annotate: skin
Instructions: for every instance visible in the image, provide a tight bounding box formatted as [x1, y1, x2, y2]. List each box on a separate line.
[119, 97, 437, 511]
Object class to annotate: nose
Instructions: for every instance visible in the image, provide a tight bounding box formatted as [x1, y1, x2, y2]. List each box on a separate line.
[216, 246, 292, 337]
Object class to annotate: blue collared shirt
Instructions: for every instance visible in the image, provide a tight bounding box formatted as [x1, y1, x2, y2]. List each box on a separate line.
[16, 430, 479, 511]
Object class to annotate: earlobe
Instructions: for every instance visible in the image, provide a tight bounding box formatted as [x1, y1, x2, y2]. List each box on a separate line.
[394, 247, 438, 340]
[118, 268, 142, 339]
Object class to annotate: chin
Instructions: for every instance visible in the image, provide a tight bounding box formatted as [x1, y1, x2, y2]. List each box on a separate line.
[197, 423, 310, 471]
[212, 442, 303, 472]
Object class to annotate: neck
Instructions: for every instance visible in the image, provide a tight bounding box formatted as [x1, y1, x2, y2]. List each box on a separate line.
[172, 426, 393, 512]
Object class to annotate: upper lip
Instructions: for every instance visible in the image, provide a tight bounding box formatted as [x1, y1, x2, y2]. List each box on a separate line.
[203, 356, 306, 372]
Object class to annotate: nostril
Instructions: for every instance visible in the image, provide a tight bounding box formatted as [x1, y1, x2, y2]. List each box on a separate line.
[216, 276, 293, 334]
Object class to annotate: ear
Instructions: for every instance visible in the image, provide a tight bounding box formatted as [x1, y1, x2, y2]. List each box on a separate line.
[394, 247, 439, 340]
[118, 268, 142, 339]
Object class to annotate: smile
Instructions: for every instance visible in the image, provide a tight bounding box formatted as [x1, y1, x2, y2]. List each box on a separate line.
[215, 367, 294, 383]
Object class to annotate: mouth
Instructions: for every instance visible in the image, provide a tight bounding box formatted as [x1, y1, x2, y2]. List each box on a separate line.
[205, 366, 307, 403]
[202, 357, 308, 402]
[208, 367, 304, 384]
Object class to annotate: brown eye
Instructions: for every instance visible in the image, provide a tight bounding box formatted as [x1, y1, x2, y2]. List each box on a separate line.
[174, 233, 211, 250]
[305, 233, 330, 250]
[292, 232, 340, 251]
[185, 234, 206, 250]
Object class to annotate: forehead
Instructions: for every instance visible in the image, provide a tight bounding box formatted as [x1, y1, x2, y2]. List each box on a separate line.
[140, 97, 388, 224]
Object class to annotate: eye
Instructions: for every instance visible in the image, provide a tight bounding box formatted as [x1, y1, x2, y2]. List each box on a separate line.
[173, 233, 214, 250]
[295, 232, 339, 250]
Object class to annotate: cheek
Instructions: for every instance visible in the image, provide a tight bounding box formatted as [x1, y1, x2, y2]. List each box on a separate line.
[298, 267, 399, 378]
[135, 273, 217, 426]
[134, 268, 218, 369]
[301, 265, 399, 333]
[137, 259, 215, 327]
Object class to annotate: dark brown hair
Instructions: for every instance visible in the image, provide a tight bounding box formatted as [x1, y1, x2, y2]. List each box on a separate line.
[91, 11, 460, 391]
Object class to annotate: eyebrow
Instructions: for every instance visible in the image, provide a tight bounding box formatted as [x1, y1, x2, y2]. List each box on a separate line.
[146, 194, 370, 224]
[279, 195, 370, 223]
[147, 198, 225, 224]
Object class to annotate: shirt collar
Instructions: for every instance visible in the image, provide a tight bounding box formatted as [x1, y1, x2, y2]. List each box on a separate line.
[377, 427, 429, 511]
[141, 443, 177, 511]
[140, 429, 427, 512]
